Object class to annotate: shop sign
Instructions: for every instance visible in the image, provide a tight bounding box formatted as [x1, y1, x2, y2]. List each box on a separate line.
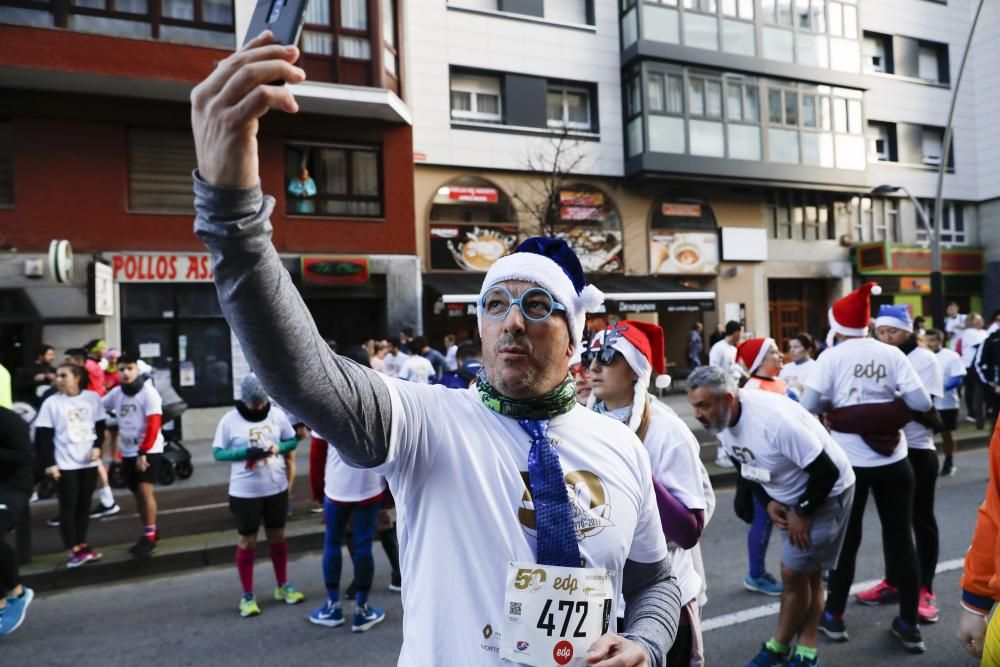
[301, 257, 369, 285]
[111, 253, 214, 283]
[445, 303, 477, 317]
[661, 203, 703, 218]
[429, 224, 518, 272]
[559, 191, 606, 223]
[445, 186, 499, 203]
[899, 276, 931, 293]
[650, 232, 719, 275]
[617, 302, 657, 314]
[665, 300, 716, 313]
[89, 261, 114, 317]
[854, 244, 984, 276]
[651, 198, 716, 230]
[552, 227, 623, 273]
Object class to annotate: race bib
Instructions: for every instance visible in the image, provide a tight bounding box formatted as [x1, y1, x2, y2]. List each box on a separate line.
[67, 408, 95, 444]
[740, 464, 771, 483]
[501, 562, 613, 666]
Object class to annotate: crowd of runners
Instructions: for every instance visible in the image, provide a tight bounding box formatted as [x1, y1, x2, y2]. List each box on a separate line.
[4, 33, 1000, 667]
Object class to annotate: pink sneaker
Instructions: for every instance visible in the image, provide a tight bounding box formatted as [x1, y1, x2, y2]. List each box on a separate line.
[855, 579, 899, 606]
[918, 588, 939, 623]
[79, 545, 103, 565]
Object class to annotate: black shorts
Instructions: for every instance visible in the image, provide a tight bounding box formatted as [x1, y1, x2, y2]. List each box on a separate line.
[122, 454, 163, 492]
[939, 408, 959, 431]
[229, 491, 288, 535]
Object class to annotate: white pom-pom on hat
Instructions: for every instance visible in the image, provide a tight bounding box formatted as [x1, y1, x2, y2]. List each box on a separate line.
[870, 284, 882, 295]
[655, 375, 672, 389]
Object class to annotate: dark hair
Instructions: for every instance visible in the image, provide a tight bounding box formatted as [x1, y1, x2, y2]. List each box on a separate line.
[413, 336, 429, 351]
[36, 344, 54, 358]
[342, 345, 371, 368]
[793, 333, 814, 350]
[456, 341, 482, 363]
[926, 328, 945, 339]
[119, 353, 139, 366]
[725, 320, 742, 336]
[401, 327, 414, 337]
[64, 348, 87, 362]
[58, 362, 88, 390]
[387, 336, 401, 350]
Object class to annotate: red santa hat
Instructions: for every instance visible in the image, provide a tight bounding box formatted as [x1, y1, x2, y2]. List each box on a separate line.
[829, 282, 882, 337]
[586, 320, 671, 433]
[737, 337, 776, 375]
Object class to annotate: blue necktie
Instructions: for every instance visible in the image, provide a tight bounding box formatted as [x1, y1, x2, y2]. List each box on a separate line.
[518, 419, 581, 567]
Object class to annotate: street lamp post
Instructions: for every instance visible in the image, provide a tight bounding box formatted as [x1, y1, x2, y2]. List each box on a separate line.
[871, 184, 938, 321]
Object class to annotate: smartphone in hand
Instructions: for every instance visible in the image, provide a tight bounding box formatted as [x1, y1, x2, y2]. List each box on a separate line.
[243, 0, 309, 47]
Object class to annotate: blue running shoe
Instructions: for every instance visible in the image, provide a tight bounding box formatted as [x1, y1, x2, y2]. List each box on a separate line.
[744, 573, 783, 596]
[819, 612, 848, 642]
[309, 600, 344, 628]
[0, 587, 34, 636]
[786, 651, 819, 667]
[352, 604, 385, 633]
[745, 643, 792, 667]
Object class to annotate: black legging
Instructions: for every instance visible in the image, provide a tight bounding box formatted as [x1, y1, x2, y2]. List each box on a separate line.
[826, 458, 920, 625]
[0, 489, 27, 592]
[57, 467, 98, 550]
[897, 449, 939, 593]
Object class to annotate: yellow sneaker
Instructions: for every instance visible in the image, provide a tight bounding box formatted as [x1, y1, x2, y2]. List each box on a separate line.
[274, 583, 305, 605]
[239, 594, 261, 618]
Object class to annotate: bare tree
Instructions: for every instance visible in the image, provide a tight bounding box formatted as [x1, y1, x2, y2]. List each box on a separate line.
[511, 129, 596, 237]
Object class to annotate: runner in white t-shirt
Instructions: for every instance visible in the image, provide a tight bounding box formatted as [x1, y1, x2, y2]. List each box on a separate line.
[800, 283, 932, 654]
[212, 374, 303, 618]
[778, 334, 818, 398]
[689, 366, 855, 667]
[865, 306, 944, 624]
[34, 363, 107, 568]
[397, 353, 435, 384]
[926, 329, 966, 476]
[708, 321, 744, 469]
[101, 354, 165, 558]
[194, 42, 680, 665]
[587, 321, 710, 667]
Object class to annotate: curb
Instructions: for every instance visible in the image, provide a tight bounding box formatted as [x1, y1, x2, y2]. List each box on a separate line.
[21, 519, 325, 594]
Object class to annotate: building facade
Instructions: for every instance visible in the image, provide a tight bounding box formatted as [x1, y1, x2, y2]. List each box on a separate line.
[407, 0, 994, 368]
[0, 0, 415, 408]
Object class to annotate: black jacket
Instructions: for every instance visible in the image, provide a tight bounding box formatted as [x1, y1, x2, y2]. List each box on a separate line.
[0, 406, 34, 495]
[975, 330, 1000, 389]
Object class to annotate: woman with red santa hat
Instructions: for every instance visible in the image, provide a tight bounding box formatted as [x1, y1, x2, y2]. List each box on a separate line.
[587, 320, 714, 667]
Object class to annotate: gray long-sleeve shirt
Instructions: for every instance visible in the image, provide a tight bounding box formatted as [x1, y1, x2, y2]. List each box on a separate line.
[193, 174, 680, 665]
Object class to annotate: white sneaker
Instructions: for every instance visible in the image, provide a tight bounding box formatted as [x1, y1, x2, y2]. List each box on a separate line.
[715, 455, 734, 469]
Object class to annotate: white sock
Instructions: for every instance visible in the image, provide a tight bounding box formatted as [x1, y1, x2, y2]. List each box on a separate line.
[99, 485, 115, 507]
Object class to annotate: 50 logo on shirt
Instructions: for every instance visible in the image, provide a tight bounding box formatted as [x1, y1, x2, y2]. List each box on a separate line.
[517, 470, 615, 541]
[248, 425, 274, 448]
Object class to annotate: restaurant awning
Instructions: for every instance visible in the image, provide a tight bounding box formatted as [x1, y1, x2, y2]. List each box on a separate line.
[423, 273, 716, 305]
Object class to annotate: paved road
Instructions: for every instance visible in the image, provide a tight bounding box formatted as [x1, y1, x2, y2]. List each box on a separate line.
[4, 448, 989, 666]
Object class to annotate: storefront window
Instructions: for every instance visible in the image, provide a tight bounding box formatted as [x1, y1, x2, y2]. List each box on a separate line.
[549, 186, 625, 273]
[428, 177, 518, 272]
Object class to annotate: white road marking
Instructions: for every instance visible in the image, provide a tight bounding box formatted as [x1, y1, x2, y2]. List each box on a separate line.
[702, 558, 966, 631]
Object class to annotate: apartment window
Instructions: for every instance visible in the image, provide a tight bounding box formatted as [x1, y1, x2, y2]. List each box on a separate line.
[648, 73, 685, 114]
[547, 86, 593, 131]
[721, 0, 753, 18]
[795, 0, 824, 32]
[862, 32, 891, 73]
[768, 191, 834, 241]
[866, 121, 895, 161]
[762, 0, 793, 25]
[827, 1, 857, 38]
[284, 143, 382, 218]
[127, 128, 196, 214]
[450, 73, 503, 123]
[918, 42, 948, 83]
[916, 200, 966, 245]
[768, 88, 798, 126]
[683, 0, 717, 13]
[726, 79, 759, 122]
[0, 122, 11, 206]
[922, 127, 944, 166]
[545, 0, 591, 23]
[851, 197, 898, 242]
[382, 0, 398, 77]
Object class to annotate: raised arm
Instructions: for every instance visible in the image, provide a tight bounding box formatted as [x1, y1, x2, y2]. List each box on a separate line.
[190, 33, 392, 467]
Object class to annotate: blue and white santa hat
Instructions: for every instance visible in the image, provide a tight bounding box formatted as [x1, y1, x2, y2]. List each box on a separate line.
[875, 304, 913, 333]
[478, 237, 604, 351]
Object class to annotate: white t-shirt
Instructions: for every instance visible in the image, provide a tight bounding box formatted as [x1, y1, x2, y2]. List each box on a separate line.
[361, 380, 669, 667]
[805, 337, 924, 467]
[960, 328, 988, 367]
[213, 408, 295, 499]
[718, 390, 855, 505]
[643, 402, 708, 608]
[934, 347, 966, 410]
[102, 383, 165, 457]
[445, 344, 459, 372]
[779, 358, 817, 395]
[902, 347, 944, 452]
[708, 339, 740, 380]
[35, 391, 106, 470]
[325, 444, 387, 503]
[383, 351, 409, 378]
[398, 355, 435, 384]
